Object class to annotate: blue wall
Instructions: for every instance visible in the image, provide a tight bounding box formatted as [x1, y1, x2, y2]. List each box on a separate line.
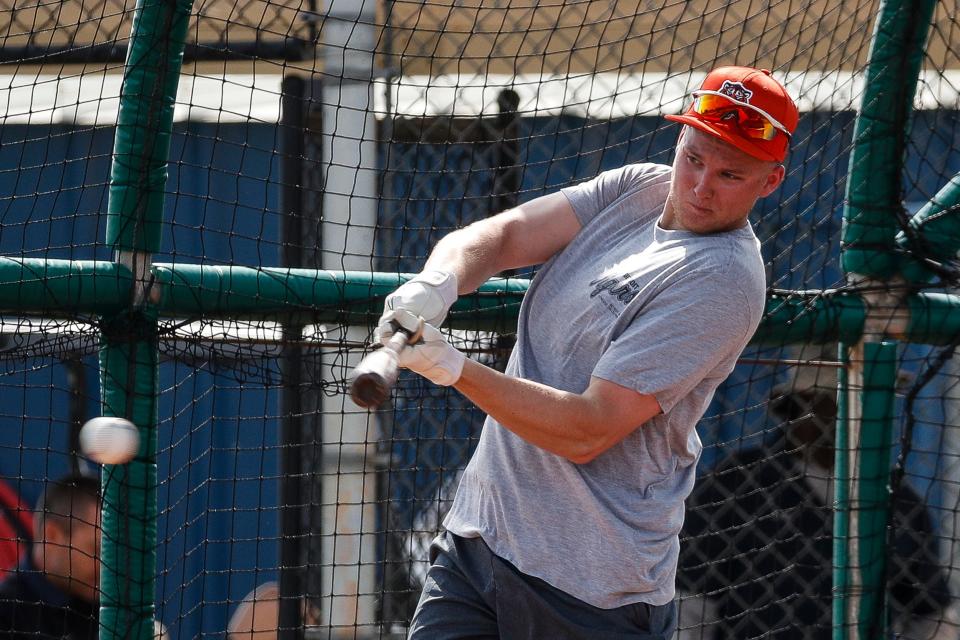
[0, 121, 286, 638]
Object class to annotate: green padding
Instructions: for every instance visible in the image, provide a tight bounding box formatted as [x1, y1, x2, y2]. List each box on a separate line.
[906, 292, 960, 344]
[840, 0, 936, 278]
[751, 292, 866, 346]
[14, 260, 960, 349]
[10, 261, 960, 347]
[98, 309, 158, 640]
[152, 265, 528, 330]
[106, 0, 192, 252]
[855, 340, 897, 636]
[0, 258, 129, 314]
[897, 173, 960, 283]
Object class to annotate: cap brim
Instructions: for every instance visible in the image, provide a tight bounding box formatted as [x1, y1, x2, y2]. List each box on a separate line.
[665, 114, 784, 162]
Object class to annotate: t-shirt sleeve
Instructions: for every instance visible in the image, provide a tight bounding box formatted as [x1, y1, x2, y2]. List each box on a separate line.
[560, 163, 668, 227]
[592, 274, 758, 413]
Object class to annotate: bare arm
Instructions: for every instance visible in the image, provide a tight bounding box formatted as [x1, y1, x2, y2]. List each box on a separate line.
[454, 359, 662, 464]
[426, 192, 659, 462]
[397, 191, 657, 461]
[424, 191, 581, 294]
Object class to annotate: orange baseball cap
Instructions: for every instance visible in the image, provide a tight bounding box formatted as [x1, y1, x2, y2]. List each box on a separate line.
[666, 66, 799, 162]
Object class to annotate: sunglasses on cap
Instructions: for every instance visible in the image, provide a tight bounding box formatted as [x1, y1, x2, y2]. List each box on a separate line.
[691, 90, 792, 141]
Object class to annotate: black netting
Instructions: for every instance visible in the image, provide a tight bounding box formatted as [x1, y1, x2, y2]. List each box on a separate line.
[1, 1, 959, 638]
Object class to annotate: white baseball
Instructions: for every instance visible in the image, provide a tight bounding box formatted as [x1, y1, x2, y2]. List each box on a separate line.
[79, 417, 140, 465]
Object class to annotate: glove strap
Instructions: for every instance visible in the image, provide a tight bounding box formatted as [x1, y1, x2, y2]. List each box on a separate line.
[413, 269, 458, 310]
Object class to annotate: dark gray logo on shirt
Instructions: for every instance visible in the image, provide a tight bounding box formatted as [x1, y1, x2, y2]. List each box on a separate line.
[589, 274, 640, 305]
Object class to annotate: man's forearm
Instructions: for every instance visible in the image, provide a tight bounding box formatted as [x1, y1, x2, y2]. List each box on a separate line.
[421, 191, 582, 295]
[453, 359, 604, 463]
[424, 224, 507, 294]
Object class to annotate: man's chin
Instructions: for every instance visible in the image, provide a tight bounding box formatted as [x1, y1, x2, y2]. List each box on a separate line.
[679, 214, 713, 234]
[683, 211, 747, 234]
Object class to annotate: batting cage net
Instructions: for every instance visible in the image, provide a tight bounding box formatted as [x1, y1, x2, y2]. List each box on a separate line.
[0, 0, 959, 638]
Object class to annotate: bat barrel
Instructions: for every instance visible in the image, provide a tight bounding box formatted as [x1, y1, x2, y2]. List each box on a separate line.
[350, 371, 391, 407]
[349, 331, 409, 408]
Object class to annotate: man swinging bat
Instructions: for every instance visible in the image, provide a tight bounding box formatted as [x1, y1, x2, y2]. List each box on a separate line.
[370, 66, 798, 639]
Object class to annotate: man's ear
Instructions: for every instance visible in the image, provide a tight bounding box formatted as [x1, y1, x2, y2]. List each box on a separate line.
[760, 163, 785, 197]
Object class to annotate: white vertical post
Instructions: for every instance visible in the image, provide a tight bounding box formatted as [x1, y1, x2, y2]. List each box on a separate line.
[318, 0, 381, 636]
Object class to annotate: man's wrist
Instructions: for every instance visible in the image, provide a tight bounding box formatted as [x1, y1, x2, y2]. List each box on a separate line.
[395, 320, 466, 386]
[432, 346, 465, 386]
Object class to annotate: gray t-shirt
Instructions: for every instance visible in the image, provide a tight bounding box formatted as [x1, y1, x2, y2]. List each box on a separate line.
[443, 162, 766, 608]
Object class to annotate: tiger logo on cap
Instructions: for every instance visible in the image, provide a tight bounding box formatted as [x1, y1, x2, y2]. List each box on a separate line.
[718, 80, 753, 104]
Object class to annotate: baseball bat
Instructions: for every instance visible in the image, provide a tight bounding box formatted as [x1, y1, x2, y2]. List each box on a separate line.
[349, 330, 411, 408]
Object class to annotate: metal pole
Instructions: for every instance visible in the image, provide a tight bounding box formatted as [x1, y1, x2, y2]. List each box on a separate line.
[834, 340, 898, 639]
[839, 0, 937, 279]
[837, 3, 935, 637]
[855, 340, 898, 636]
[317, 1, 382, 635]
[280, 73, 308, 640]
[833, 343, 852, 640]
[898, 174, 960, 283]
[100, 0, 192, 637]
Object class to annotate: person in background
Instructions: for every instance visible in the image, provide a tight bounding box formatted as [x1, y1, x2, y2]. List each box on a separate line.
[227, 581, 320, 640]
[678, 384, 956, 639]
[228, 582, 282, 640]
[0, 473, 100, 640]
[0, 479, 33, 577]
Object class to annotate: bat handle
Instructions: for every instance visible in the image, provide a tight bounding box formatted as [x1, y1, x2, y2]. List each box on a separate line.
[349, 330, 411, 408]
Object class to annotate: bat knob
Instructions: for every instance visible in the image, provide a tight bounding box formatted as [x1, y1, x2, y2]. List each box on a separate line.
[390, 314, 424, 344]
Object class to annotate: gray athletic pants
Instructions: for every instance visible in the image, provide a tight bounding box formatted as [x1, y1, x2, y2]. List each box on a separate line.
[408, 531, 677, 639]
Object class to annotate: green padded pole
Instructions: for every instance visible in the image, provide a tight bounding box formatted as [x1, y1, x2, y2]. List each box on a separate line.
[151, 265, 529, 329]
[0, 259, 128, 314]
[152, 268, 875, 344]
[753, 292, 865, 346]
[107, 0, 192, 252]
[856, 341, 898, 636]
[9, 264, 960, 348]
[98, 309, 160, 640]
[907, 292, 960, 345]
[837, 1, 933, 636]
[833, 341, 898, 640]
[897, 173, 960, 283]
[840, 0, 936, 278]
[100, 0, 192, 638]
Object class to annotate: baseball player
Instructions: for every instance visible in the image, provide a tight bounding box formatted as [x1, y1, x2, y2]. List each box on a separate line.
[379, 66, 799, 639]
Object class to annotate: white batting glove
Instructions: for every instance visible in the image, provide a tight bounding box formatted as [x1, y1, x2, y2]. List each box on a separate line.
[380, 310, 465, 386]
[373, 308, 423, 345]
[377, 270, 458, 342]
